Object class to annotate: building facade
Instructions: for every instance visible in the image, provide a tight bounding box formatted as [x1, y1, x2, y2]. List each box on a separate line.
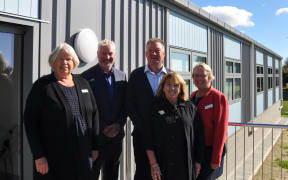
[0, 0, 282, 179]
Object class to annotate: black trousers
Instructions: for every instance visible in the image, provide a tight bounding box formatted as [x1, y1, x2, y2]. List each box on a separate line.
[133, 135, 152, 180]
[197, 146, 226, 180]
[93, 140, 123, 180]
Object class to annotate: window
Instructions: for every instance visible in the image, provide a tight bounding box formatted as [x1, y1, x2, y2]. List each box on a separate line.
[257, 77, 264, 92]
[268, 67, 273, 89]
[171, 52, 190, 72]
[225, 59, 241, 101]
[275, 60, 280, 87]
[170, 48, 207, 95]
[256, 65, 264, 93]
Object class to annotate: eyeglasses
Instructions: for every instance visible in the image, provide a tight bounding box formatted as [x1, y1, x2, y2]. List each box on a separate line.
[192, 74, 208, 78]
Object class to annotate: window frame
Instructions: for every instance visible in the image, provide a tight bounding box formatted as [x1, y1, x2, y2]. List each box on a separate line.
[169, 47, 207, 96]
[256, 64, 264, 94]
[224, 57, 242, 103]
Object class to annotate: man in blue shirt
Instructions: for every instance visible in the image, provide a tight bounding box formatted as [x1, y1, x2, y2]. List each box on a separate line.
[82, 40, 127, 180]
[126, 38, 170, 180]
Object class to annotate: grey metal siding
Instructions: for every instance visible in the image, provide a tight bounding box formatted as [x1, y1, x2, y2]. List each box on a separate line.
[242, 43, 251, 122]
[210, 28, 224, 91]
[0, 0, 39, 18]
[168, 10, 208, 53]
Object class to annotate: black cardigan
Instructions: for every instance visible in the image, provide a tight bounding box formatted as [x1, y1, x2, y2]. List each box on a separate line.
[143, 97, 205, 180]
[24, 73, 99, 180]
[126, 66, 171, 136]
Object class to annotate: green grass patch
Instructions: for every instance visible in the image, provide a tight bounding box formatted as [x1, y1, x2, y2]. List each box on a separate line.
[275, 158, 288, 169]
[282, 146, 288, 150]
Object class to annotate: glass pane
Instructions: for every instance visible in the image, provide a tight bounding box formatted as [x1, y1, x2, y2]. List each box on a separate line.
[171, 52, 189, 72]
[0, 32, 19, 177]
[257, 78, 261, 92]
[225, 78, 233, 101]
[234, 63, 241, 73]
[257, 66, 260, 74]
[260, 67, 263, 74]
[192, 55, 206, 70]
[185, 80, 190, 99]
[235, 78, 241, 99]
[225, 61, 233, 73]
[261, 78, 264, 91]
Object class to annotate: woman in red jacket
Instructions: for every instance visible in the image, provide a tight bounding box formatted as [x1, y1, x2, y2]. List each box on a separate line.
[190, 63, 228, 180]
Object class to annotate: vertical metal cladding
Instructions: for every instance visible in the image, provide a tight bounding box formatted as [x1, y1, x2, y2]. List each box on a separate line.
[242, 43, 251, 122]
[210, 28, 224, 92]
[99, 0, 167, 77]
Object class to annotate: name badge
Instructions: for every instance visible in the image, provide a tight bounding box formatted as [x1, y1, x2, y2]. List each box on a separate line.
[158, 110, 165, 115]
[205, 104, 213, 110]
[81, 89, 89, 93]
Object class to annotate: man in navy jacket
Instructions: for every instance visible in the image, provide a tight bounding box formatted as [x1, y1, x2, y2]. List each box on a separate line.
[82, 40, 127, 180]
[126, 38, 170, 180]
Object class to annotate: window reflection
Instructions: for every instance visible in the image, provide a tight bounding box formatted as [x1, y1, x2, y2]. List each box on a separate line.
[171, 52, 189, 72]
[225, 78, 233, 101]
[225, 61, 233, 73]
[0, 31, 17, 178]
[192, 55, 206, 69]
[235, 78, 241, 99]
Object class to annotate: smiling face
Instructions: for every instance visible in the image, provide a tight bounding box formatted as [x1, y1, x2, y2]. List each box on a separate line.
[192, 66, 212, 90]
[163, 77, 181, 104]
[53, 50, 75, 77]
[97, 45, 115, 73]
[146, 41, 165, 73]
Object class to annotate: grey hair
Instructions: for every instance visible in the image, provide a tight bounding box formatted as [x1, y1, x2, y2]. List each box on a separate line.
[48, 43, 80, 69]
[97, 39, 116, 52]
[146, 38, 165, 50]
[193, 63, 215, 81]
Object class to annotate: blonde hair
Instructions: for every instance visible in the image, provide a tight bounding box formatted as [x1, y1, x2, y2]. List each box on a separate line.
[97, 39, 116, 52]
[48, 43, 80, 69]
[193, 63, 215, 81]
[146, 38, 165, 50]
[157, 72, 187, 101]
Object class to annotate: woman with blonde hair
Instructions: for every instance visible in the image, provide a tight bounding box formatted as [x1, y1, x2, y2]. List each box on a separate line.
[190, 63, 228, 180]
[143, 72, 205, 180]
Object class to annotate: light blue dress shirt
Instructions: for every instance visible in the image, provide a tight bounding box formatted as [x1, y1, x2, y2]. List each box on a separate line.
[144, 65, 167, 96]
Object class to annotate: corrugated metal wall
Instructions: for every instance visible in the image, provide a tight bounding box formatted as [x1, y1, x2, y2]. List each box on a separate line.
[53, 0, 167, 77]
[210, 28, 224, 91]
[0, 0, 39, 18]
[242, 43, 251, 122]
[168, 10, 207, 53]
[224, 35, 241, 60]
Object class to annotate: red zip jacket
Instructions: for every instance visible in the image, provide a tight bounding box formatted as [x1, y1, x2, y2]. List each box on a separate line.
[190, 86, 229, 166]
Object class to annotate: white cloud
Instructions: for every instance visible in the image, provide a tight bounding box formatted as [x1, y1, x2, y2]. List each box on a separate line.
[202, 6, 255, 27]
[275, 8, 288, 16]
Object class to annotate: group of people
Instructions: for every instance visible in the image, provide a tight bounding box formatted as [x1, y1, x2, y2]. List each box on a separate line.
[24, 38, 228, 180]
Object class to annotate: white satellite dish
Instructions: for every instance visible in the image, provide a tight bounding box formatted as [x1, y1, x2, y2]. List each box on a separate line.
[74, 28, 98, 63]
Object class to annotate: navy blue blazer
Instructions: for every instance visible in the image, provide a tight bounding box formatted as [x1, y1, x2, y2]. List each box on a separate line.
[82, 64, 127, 142]
[126, 66, 171, 136]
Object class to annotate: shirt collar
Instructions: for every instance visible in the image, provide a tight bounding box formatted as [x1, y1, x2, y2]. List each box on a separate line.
[144, 65, 167, 75]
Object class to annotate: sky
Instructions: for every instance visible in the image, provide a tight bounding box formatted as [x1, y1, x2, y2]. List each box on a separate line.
[190, 0, 288, 64]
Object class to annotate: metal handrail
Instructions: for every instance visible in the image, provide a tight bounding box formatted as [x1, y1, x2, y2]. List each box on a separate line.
[229, 122, 288, 129]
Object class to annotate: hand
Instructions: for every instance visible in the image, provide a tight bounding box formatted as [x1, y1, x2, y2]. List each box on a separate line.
[151, 163, 161, 180]
[195, 162, 201, 178]
[35, 157, 49, 175]
[103, 123, 120, 138]
[91, 150, 99, 161]
[211, 163, 220, 170]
